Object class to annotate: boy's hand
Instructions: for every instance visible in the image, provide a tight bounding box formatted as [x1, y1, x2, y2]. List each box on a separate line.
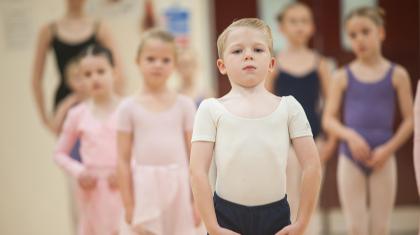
[192, 203, 202, 227]
[275, 223, 305, 235]
[78, 170, 97, 190]
[211, 227, 241, 235]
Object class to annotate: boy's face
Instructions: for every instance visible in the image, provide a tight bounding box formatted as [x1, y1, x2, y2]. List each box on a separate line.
[217, 27, 275, 88]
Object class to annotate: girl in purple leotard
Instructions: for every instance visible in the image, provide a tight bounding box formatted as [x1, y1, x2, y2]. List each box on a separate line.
[323, 6, 413, 235]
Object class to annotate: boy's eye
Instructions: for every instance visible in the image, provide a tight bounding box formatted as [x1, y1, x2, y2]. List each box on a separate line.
[254, 48, 264, 53]
[97, 68, 105, 75]
[146, 56, 155, 62]
[349, 32, 357, 39]
[84, 71, 92, 78]
[232, 49, 242, 54]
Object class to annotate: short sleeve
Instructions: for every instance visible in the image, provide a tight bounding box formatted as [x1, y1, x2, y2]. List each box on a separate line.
[287, 96, 313, 139]
[116, 98, 133, 133]
[181, 96, 197, 132]
[191, 99, 217, 142]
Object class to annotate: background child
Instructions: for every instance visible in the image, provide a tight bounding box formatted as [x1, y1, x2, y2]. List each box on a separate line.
[268, 4, 336, 232]
[190, 18, 322, 235]
[323, 7, 414, 235]
[117, 29, 199, 235]
[414, 80, 420, 233]
[54, 44, 122, 235]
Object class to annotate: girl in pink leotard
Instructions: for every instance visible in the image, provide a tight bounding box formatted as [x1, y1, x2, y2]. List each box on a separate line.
[117, 29, 200, 235]
[54, 44, 122, 235]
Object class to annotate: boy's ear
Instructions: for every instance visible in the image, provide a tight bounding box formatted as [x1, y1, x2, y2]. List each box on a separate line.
[268, 57, 276, 73]
[217, 58, 227, 75]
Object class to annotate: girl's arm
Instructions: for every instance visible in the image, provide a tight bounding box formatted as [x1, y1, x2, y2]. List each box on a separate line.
[317, 57, 338, 163]
[322, 69, 371, 161]
[50, 94, 80, 136]
[117, 131, 135, 224]
[54, 108, 84, 177]
[278, 136, 322, 235]
[414, 81, 420, 195]
[367, 66, 414, 169]
[31, 24, 53, 131]
[97, 22, 126, 95]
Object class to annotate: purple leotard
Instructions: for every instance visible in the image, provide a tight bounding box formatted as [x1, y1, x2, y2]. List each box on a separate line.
[339, 63, 396, 175]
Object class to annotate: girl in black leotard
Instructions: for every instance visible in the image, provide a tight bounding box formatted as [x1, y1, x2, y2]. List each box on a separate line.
[31, 0, 125, 133]
[267, 3, 336, 234]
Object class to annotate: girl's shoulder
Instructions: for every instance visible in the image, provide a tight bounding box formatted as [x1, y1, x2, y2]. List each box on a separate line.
[391, 63, 411, 87]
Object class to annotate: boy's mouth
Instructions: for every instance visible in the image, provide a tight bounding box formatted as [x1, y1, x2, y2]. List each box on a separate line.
[242, 65, 256, 71]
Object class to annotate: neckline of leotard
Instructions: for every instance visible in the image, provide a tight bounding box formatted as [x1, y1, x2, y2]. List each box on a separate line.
[346, 63, 395, 86]
[277, 52, 320, 79]
[51, 21, 99, 46]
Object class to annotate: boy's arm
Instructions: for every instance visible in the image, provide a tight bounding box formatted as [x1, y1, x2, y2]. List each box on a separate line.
[277, 136, 322, 235]
[190, 141, 221, 233]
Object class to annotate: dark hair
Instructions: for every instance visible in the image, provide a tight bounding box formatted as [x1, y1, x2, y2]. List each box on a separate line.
[79, 43, 115, 66]
[345, 6, 385, 26]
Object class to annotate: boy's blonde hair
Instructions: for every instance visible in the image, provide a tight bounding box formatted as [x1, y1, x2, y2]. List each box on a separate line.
[136, 28, 177, 61]
[345, 6, 386, 27]
[217, 18, 274, 59]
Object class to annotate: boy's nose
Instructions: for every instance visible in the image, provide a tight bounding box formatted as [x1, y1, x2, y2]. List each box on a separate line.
[244, 49, 253, 60]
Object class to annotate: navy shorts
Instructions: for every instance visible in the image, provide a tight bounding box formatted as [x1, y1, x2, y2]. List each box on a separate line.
[212, 193, 291, 235]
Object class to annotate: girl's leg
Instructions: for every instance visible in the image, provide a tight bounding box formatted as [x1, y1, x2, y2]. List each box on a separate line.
[338, 155, 369, 235]
[368, 156, 397, 235]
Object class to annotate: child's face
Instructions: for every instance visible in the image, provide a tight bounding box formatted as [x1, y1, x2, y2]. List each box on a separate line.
[66, 65, 88, 96]
[346, 16, 384, 59]
[137, 39, 176, 89]
[217, 27, 275, 88]
[280, 6, 314, 46]
[177, 52, 197, 79]
[80, 55, 114, 97]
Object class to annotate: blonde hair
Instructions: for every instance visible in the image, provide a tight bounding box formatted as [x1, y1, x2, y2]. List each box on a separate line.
[136, 28, 177, 61]
[217, 18, 273, 59]
[345, 6, 385, 26]
[276, 2, 312, 22]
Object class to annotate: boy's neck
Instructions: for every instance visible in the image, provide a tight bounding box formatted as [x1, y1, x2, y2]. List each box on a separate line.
[230, 81, 268, 98]
[66, 8, 85, 18]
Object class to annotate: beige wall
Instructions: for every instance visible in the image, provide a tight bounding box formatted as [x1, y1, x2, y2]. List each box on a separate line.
[0, 1, 213, 234]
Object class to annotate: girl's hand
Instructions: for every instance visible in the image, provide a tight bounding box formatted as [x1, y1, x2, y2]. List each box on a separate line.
[78, 170, 97, 190]
[366, 145, 392, 170]
[107, 172, 118, 190]
[319, 137, 337, 164]
[275, 223, 305, 235]
[345, 129, 371, 162]
[125, 206, 134, 225]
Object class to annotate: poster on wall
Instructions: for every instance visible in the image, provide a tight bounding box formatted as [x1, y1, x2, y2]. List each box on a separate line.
[0, 0, 34, 51]
[163, 4, 191, 48]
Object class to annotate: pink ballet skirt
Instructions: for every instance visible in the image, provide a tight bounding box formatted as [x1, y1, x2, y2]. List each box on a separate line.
[127, 164, 196, 235]
[76, 167, 122, 235]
